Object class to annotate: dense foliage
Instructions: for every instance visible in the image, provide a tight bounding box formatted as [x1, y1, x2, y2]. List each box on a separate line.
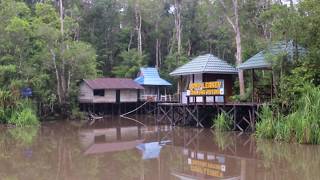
[0, 0, 319, 129]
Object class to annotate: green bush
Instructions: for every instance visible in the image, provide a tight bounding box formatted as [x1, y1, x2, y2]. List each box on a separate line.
[212, 111, 232, 131]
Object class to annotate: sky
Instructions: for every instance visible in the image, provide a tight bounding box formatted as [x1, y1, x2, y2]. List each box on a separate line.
[281, 0, 299, 5]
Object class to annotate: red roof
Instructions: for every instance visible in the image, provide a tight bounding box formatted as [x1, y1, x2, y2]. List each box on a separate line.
[84, 78, 144, 90]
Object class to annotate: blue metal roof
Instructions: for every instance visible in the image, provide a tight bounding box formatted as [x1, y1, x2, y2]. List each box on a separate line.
[170, 54, 238, 76]
[238, 41, 306, 70]
[134, 67, 172, 86]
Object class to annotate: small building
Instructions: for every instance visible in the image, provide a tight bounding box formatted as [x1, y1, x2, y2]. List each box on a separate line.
[170, 54, 238, 103]
[134, 67, 172, 101]
[78, 78, 144, 104]
[238, 41, 306, 102]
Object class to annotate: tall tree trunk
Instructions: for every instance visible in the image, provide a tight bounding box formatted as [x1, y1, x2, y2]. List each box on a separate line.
[128, 29, 133, 51]
[156, 38, 160, 68]
[187, 38, 191, 56]
[219, 0, 245, 96]
[50, 48, 62, 104]
[135, 1, 142, 55]
[174, 0, 182, 56]
[234, 0, 245, 96]
[59, 0, 67, 104]
[159, 39, 162, 67]
[155, 20, 160, 68]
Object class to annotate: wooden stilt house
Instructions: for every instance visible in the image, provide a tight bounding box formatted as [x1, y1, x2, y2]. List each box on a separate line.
[78, 78, 144, 109]
[170, 54, 238, 104]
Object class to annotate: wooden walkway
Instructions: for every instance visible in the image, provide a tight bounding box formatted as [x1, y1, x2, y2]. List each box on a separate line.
[156, 102, 262, 132]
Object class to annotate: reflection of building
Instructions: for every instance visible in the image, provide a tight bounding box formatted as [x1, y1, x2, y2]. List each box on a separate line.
[157, 129, 257, 180]
[79, 125, 173, 155]
[136, 140, 170, 160]
[79, 126, 144, 155]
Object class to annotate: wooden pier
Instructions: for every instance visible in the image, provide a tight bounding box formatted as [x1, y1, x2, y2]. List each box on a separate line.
[157, 102, 262, 132]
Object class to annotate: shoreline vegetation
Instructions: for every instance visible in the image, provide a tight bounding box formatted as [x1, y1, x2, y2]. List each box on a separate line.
[0, 90, 39, 127]
[256, 84, 320, 144]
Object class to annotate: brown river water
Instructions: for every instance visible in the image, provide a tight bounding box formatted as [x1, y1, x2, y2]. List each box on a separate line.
[0, 115, 320, 180]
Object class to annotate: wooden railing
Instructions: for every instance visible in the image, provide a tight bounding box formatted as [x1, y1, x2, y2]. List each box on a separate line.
[140, 94, 178, 102]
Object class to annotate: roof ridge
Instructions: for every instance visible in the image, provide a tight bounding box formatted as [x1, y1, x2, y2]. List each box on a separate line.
[202, 54, 211, 73]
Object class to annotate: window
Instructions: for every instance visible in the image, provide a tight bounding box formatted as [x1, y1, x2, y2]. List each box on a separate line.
[93, 89, 105, 96]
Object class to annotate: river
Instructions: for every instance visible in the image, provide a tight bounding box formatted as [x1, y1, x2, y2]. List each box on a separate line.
[0, 115, 319, 180]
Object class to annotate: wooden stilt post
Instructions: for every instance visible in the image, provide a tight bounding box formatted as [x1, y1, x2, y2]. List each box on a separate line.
[233, 105, 237, 130]
[183, 105, 186, 126]
[196, 105, 199, 127]
[252, 69, 255, 103]
[172, 106, 175, 126]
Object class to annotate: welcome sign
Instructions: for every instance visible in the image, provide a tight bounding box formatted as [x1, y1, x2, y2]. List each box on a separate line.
[187, 81, 224, 96]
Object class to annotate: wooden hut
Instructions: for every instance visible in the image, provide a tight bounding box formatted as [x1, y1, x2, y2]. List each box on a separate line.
[170, 54, 238, 104]
[79, 78, 144, 113]
[134, 67, 172, 101]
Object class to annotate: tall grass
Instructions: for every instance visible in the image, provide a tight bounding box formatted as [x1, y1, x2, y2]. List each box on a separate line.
[212, 111, 232, 131]
[0, 88, 39, 126]
[256, 83, 320, 144]
[8, 100, 39, 127]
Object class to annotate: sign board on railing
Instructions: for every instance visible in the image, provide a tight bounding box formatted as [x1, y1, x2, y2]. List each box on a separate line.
[187, 81, 224, 96]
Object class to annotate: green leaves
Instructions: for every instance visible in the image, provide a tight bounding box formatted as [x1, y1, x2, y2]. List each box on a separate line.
[112, 49, 147, 78]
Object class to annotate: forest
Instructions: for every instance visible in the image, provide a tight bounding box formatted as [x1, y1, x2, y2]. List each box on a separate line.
[0, 0, 319, 142]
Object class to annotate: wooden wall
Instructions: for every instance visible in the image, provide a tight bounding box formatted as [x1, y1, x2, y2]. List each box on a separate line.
[78, 82, 139, 103]
[120, 90, 138, 102]
[203, 73, 234, 102]
[93, 90, 117, 103]
[79, 83, 93, 103]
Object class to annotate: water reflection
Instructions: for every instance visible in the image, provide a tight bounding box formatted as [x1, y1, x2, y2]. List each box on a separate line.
[0, 117, 319, 180]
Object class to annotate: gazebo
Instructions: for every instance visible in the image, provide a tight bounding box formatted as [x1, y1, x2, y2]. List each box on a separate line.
[134, 67, 172, 101]
[238, 41, 306, 102]
[170, 54, 238, 104]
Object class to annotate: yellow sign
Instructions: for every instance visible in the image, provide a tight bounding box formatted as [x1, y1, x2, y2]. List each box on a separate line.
[188, 81, 224, 96]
